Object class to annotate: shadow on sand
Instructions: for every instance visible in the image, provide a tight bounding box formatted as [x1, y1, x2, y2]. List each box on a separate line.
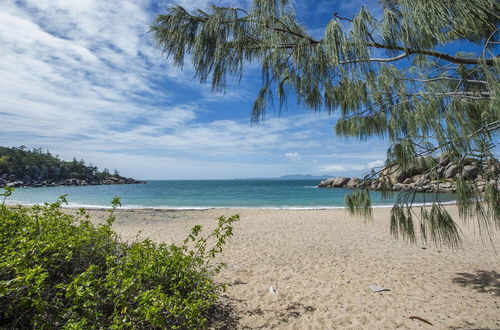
[452, 270, 500, 296]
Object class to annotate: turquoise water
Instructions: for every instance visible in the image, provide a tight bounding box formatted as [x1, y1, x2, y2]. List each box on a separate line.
[6, 180, 456, 209]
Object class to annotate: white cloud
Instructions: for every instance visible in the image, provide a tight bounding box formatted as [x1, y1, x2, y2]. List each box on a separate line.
[318, 159, 386, 175]
[169, 0, 250, 11]
[0, 0, 391, 179]
[318, 164, 363, 173]
[284, 152, 301, 161]
[367, 159, 385, 168]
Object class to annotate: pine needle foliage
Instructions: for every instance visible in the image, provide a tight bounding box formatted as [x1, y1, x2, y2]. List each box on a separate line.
[151, 0, 500, 246]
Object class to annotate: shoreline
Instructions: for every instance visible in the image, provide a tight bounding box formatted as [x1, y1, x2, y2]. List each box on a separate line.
[7, 199, 459, 211]
[2, 180, 146, 189]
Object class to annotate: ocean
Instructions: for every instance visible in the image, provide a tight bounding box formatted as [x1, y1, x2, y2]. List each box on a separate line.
[5, 179, 456, 209]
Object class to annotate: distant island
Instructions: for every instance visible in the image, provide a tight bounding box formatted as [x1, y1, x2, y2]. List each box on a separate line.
[0, 146, 144, 188]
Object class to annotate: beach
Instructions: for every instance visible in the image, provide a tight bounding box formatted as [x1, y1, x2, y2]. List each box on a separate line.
[81, 206, 500, 329]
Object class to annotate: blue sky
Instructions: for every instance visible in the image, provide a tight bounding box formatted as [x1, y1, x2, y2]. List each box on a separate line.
[0, 0, 389, 179]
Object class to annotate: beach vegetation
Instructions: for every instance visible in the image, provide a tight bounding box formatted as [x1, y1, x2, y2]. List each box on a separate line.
[0, 189, 239, 329]
[151, 0, 500, 247]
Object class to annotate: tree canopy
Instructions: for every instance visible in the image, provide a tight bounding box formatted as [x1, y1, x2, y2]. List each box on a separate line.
[0, 146, 124, 183]
[151, 0, 500, 247]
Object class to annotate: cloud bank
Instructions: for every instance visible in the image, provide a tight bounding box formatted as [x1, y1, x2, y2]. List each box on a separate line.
[0, 0, 389, 179]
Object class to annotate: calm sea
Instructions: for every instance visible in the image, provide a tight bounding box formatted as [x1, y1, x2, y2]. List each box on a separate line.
[6, 179, 456, 209]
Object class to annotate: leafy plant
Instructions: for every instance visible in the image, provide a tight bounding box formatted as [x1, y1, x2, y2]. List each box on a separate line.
[0, 189, 239, 329]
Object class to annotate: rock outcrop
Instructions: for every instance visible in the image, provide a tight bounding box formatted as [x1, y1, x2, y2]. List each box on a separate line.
[1, 173, 145, 188]
[317, 157, 499, 193]
[0, 146, 145, 188]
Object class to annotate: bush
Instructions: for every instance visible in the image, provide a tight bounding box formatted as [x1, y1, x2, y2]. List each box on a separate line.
[0, 190, 239, 329]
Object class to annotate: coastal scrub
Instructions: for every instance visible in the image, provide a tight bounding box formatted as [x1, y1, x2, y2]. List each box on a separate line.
[0, 189, 238, 329]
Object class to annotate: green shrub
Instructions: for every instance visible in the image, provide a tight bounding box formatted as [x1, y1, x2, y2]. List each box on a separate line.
[0, 190, 239, 329]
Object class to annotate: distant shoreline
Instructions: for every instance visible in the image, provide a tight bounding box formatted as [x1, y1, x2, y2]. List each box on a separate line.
[3, 179, 146, 189]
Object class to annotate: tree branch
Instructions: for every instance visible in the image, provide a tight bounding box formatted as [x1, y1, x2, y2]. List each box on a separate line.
[340, 52, 409, 64]
[402, 77, 487, 85]
[368, 42, 497, 66]
[333, 13, 353, 22]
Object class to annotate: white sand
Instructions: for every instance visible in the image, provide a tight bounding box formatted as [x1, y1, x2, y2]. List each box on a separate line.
[82, 206, 500, 329]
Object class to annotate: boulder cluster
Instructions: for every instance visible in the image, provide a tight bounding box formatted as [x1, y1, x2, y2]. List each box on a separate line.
[0, 165, 144, 188]
[318, 158, 500, 193]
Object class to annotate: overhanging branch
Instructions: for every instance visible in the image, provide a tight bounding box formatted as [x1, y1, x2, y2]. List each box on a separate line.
[367, 42, 496, 66]
[340, 52, 409, 64]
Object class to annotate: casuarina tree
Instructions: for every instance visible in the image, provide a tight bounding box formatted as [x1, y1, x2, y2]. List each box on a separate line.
[151, 0, 500, 247]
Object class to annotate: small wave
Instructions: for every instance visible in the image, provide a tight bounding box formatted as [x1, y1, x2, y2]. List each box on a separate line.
[4, 200, 458, 210]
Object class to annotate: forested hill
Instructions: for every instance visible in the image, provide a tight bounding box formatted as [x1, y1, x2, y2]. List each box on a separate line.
[0, 146, 144, 187]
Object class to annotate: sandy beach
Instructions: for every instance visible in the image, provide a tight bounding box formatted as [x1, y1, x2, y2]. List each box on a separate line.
[81, 206, 500, 329]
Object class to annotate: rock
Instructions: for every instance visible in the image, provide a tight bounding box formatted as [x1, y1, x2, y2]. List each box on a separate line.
[444, 164, 459, 178]
[437, 154, 451, 167]
[487, 159, 500, 176]
[68, 178, 80, 186]
[437, 166, 446, 178]
[462, 165, 479, 180]
[430, 166, 445, 179]
[463, 158, 476, 166]
[345, 177, 360, 189]
[370, 179, 380, 189]
[403, 178, 413, 184]
[416, 177, 431, 185]
[400, 184, 413, 192]
[39, 165, 49, 179]
[23, 175, 32, 185]
[318, 178, 335, 187]
[332, 177, 350, 187]
[380, 165, 406, 184]
[476, 179, 486, 186]
[476, 180, 486, 192]
[27, 165, 40, 178]
[380, 159, 430, 184]
[50, 166, 62, 178]
[392, 183, 404, 191]
[318, 177, 351, 188]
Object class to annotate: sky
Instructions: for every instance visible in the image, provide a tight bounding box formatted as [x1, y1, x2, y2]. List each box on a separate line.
[0, 0, 389, 179]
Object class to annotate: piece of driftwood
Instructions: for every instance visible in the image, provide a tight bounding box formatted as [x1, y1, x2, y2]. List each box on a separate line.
[409, 316, 433, 326]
